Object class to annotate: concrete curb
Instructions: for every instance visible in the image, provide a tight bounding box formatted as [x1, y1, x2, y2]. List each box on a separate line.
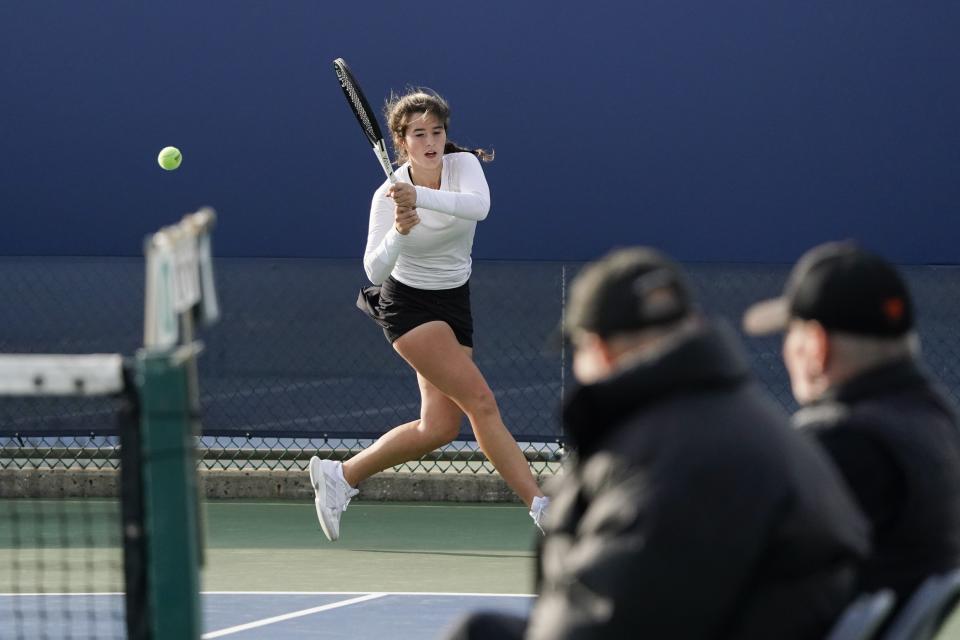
[0, 468, 534, 503]
[0, 467, 119, 498]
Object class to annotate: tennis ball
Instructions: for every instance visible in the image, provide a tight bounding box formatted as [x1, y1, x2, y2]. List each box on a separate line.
[157, 146, 182, 171]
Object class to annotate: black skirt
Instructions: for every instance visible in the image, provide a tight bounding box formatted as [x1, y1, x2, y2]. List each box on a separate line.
[357, 276, 474, 347]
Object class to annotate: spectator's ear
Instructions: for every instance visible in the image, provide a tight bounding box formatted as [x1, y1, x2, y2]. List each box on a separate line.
[597, 336, 620, 368]
[807, 321, 831, 378]
[571, 333, 614, 384]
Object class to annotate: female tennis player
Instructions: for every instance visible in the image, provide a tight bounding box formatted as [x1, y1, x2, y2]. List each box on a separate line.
[309, 90, 548, 540]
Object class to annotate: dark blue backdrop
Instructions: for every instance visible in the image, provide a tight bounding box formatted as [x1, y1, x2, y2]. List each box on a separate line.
[2, 1, 958, 263]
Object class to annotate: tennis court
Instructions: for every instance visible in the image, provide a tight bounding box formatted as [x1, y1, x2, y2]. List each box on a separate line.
[1, 500, 537, 639]
[8, 497, 960, 638]
[4, 3, 960, 638]
[0, 209, 551, 639]
[1, 592, 533, 640]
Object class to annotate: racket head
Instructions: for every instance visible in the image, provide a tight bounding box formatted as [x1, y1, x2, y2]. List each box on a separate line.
[333, 58, 385, 147]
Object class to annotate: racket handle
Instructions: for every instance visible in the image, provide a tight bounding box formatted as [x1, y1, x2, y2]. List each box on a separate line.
[373, 140, 396, 183]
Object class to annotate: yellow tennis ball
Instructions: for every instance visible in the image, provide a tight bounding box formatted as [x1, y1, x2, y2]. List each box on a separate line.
[157, 146, 182, 171]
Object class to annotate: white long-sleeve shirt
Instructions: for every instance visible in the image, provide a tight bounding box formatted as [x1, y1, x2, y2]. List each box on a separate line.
[362, 152, 491, 290]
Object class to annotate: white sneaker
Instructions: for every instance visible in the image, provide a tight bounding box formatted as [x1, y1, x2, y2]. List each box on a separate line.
[529, 495, 550, 534]
[309, 457, 359, 541]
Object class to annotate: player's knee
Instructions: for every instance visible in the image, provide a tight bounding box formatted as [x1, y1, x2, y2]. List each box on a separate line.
[420, 415, 461, 448]
[435, 419, 462, 447]
[463, 386, 499, 422]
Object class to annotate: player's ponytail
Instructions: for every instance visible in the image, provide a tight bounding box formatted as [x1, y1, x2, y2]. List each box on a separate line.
[443, 141, 494, 162]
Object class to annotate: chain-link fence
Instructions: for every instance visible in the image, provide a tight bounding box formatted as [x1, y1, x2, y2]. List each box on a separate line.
[2, 257, 960, 480]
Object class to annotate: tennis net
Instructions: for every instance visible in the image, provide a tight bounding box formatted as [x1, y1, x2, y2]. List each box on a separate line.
[0, 354, 140, 639]
[1, 208, 217, 639]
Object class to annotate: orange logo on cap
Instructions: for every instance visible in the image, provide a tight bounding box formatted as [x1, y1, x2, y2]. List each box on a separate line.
[883, 297, 905, 322]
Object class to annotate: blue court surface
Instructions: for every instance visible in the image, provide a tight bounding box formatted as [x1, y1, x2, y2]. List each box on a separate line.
[0, 591, 533, 639]
[201, 592, 532, 639]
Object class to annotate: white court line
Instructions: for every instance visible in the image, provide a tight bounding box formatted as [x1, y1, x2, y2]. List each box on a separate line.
[201, 592, 386, 638]
[203, 591, 535, 598]
[207, 502, 527, 509]
[0, 591, 535, 598]
[0, 592, 123, 597]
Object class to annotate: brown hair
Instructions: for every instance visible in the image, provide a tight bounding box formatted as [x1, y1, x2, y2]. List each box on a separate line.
[384, 89, 494, 165]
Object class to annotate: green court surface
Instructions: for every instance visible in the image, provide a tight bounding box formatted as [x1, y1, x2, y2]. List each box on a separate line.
[0, 499, 124, 594]
[6, 498, 960, 638]
[202, 501, 539, 594]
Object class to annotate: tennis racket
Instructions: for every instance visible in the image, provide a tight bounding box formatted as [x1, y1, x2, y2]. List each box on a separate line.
[333, 57, 396, 183]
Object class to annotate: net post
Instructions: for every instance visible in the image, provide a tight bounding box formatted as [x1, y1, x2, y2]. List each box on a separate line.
[136, 346, 202, 640]
[136, 206, 217, 639]
[118, 362, 150, 640]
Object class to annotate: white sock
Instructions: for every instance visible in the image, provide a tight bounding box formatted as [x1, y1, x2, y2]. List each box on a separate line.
[334, 462, 353, 488]
[531, 495, 549, 513]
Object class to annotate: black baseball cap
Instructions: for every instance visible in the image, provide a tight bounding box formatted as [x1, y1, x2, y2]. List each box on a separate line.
[743, 241, 913, 337]
[562, 247, 695, 339]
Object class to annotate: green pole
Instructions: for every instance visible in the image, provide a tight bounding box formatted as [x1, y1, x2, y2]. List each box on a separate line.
[137, 347, 202, 640]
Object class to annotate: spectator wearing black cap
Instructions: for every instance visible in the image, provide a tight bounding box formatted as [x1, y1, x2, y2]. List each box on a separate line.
[449, 246, 869, 640]
[744, 241, 960, 604]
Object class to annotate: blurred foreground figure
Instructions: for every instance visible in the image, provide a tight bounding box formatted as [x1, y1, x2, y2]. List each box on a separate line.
[450, 246, 869, 640]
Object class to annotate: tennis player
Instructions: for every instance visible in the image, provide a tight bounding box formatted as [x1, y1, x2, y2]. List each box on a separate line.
[309, 89, 548, 541]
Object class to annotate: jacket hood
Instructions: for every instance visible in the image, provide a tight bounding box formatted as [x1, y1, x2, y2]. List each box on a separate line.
[563, 321, 751, 452]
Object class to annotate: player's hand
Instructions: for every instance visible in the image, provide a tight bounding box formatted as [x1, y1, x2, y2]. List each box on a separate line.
[394, 206, 420, 235]
[387, 182, 417, 209]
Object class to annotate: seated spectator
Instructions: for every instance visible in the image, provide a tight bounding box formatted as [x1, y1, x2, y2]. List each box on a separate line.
[450, 246, 869, 640]
[744, 241, 960, 603]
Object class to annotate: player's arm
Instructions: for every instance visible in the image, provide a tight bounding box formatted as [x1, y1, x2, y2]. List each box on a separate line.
[389, 154, 490, 221]
[362, 187, 407, 285]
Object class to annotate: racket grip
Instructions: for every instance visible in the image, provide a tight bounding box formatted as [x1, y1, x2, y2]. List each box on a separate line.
[373, 140, 396, 183]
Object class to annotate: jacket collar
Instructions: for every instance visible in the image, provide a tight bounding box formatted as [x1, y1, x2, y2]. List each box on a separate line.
[563, 322, 750, 452]
[795, 358, 953, 429]
[820, 358, 927, 405]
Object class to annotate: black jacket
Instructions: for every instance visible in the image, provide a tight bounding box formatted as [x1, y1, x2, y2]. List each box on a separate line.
[795, 359, 960, 601]
[527, 324, 869, 640]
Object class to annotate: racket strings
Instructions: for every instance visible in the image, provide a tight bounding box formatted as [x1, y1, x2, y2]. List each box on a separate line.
[344, 82, 378, 142]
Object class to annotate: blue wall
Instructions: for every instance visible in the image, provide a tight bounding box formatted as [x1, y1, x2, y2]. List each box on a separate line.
[2, 1, 958, 263]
